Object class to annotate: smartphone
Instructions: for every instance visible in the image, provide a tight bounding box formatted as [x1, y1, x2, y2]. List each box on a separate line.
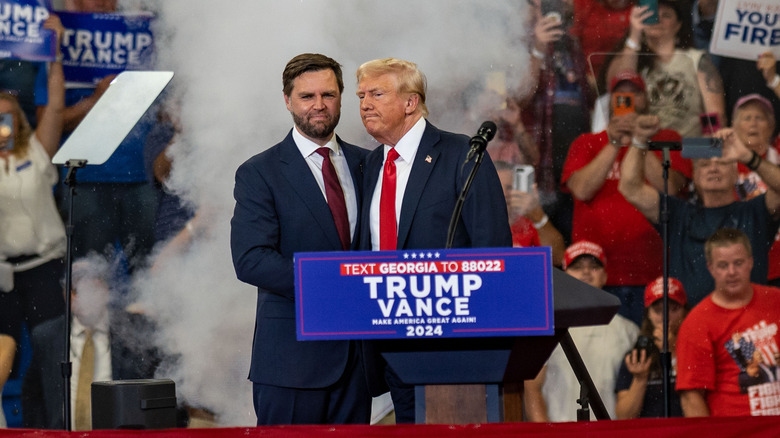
[513, 165, 535, 193]
[681, 137, 723, 159]
[639, 0, 659, 24]
[0, 113, 13, 151]
[634, 335, 658, 357]
[540, 0, 565, 17]
[612, 92, 635, 116]
[541, 0, 569, 27]
[700, 113, 721, 136]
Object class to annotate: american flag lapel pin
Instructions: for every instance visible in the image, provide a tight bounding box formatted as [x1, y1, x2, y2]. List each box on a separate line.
[425, 155, 432, 163]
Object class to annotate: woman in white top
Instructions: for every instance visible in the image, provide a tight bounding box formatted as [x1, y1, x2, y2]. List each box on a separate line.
[0, 15, 67, 336]
[606, 0, 726, 138]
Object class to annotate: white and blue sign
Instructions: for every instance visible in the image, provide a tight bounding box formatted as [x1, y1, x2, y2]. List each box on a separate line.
[59, 11, 154, 85]
[0, 0, 56, 61]
[295, 247, 554, 341]
[710, 0, 780, 60]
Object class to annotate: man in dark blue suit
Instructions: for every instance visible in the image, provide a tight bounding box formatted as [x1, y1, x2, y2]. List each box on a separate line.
[355, 58, 513, 423]
[230, 53, 371, 425]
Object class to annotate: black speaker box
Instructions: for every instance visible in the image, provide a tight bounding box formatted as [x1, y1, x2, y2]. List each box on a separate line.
[91, 379, 177, 429]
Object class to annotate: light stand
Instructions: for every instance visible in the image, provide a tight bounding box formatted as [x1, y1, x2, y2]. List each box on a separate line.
[61, 158, 86, 431]
[52, 71, 174, 430]
[649, 141, 681, 418]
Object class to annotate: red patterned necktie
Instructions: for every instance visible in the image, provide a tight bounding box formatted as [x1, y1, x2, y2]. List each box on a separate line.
[315, 147, 350, 250]
[380, 148, 400, 250]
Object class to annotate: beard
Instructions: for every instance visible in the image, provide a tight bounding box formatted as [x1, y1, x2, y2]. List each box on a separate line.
[293, 110, 340, 141]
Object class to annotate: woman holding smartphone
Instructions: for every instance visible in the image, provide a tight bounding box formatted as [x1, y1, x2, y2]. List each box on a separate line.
[0, 15, 67, 333]
[605, 0, 726, 138]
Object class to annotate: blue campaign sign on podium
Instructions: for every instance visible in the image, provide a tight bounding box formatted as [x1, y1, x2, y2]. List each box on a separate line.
[294, 247, 553, 341]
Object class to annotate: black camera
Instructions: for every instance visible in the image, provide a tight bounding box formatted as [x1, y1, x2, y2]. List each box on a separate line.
[634, 335, 657, 357]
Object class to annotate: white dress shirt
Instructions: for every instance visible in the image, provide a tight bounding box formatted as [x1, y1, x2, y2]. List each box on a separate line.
[369, 117, 427, 250]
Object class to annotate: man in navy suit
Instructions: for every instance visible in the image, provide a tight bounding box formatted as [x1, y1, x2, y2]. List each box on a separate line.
[231, 53, 371, 425]
[356, 58, 512, 422]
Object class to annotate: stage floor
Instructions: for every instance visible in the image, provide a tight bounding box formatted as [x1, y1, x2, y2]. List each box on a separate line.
[1, 416, 779, 438]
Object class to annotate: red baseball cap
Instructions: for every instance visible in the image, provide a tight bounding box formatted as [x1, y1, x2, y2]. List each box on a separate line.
[644, 276, 687, 307]
[563, 240, 606, 270]
[610, 71, 646, 93]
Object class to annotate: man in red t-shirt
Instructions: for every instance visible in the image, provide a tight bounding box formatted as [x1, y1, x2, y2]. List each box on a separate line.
[676, 228, 780, 417]
[561, 71, 691, 324]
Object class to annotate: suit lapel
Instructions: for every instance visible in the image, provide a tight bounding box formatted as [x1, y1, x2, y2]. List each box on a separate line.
[397, 123, 441, 248]
[339, 137, 362, 202]
[339, 137, 364, 250]
[278, 132, 342, 250]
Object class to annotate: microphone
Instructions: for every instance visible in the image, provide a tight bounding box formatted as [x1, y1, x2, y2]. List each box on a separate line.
[467, 121, 497, 161]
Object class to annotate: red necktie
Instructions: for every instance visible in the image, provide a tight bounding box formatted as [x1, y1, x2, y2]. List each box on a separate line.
[380, 148, 400, 250]
[316, 147, 350, 250]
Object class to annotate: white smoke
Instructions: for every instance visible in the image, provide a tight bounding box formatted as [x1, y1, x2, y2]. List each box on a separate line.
[129, 0, 534, 426]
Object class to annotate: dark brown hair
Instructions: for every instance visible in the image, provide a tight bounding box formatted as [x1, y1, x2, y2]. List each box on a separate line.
[282, 53, 344, 97]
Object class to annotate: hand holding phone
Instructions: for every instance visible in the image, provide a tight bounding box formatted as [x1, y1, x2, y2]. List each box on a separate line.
[540, 0, 570, 28]
[639, 0, 659, 24]
[681, 137, 723, 159]
[513, 165, 535, 193]
[0, 113, 13, 151]
[612, 92, 635, 117]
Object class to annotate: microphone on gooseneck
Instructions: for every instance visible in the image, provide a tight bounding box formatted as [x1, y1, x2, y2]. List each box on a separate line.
[466, 121, 497, 161]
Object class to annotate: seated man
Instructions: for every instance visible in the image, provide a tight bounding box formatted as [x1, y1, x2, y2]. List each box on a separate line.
[525, 241, 638, 422]
[676, 228, 780, 417]
[23, 256, 157, 430]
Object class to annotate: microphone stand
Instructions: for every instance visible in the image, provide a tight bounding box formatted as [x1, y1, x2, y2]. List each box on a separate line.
[62, 158, 87, 431]
[445, 149, 485, 249]
[445, 122, 495, 248]
[657, 145, 673, 418]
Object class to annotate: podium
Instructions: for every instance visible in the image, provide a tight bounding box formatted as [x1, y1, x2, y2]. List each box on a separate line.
[375, 268, 619, 423]
[294, 248, 619, 424]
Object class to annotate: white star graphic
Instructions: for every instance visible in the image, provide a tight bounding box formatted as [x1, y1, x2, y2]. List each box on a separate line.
[403, 253, 409, 259]
[411, 253, 417, 259]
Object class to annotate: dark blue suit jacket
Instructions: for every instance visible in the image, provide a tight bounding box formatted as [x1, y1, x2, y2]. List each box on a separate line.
[359, 122, 512, 400]
[231, 131, 367, 389]
[360, 121, 511, 251]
